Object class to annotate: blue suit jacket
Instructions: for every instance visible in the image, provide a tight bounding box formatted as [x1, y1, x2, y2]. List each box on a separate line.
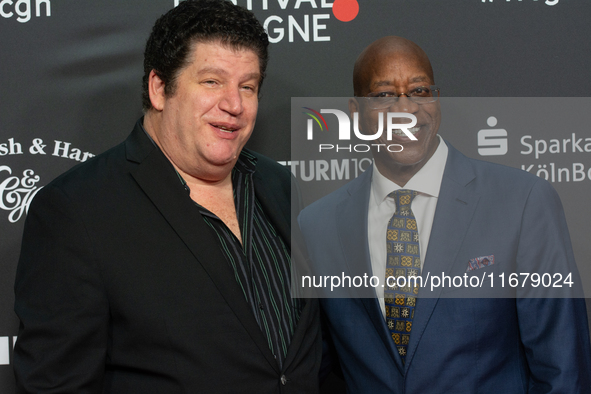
[299, 141, 591, 393]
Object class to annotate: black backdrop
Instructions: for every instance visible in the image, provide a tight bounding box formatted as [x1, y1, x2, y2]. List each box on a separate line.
[1, 0, 589, 392]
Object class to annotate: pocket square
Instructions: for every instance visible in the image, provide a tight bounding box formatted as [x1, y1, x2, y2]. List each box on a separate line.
[467, 255, 494, 271]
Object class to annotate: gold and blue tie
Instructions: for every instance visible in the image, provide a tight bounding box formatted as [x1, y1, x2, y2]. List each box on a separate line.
[384, 189, 421, 363]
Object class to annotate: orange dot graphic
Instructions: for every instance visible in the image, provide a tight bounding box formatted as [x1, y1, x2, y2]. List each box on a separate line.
[332, 0, 359, 22]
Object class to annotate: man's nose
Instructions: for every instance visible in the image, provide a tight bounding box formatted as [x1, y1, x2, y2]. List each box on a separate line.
[218, 87, 243, 116]
[390, 95, 419, 113]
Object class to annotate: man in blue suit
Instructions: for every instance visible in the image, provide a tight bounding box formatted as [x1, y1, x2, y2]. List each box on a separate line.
[299, 36, 591, 393]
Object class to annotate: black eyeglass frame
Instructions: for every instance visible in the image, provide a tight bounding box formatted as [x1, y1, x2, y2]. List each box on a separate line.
[356, 85, 440, 109]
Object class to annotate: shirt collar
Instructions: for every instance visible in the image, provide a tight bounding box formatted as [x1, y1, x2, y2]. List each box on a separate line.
[233, 149, 257, 175]
[371, 135, 448, 203]
[140, 119, 157, 147]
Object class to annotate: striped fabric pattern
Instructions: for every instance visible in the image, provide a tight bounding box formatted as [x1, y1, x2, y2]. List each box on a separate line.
[195, 151, 301, 369]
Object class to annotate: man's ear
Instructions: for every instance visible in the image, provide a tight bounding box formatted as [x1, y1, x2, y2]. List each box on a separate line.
[148, 70, 166, 111]
[348, 98, 361, 131]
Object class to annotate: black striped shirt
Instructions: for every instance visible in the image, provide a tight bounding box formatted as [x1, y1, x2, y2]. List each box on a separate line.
[184, 151, 301, 369]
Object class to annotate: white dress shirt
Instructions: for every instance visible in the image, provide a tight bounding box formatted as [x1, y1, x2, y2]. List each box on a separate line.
[367, 136, 448, 317]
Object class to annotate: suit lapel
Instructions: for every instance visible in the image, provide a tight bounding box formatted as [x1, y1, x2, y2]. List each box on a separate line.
[126, 123, 280, 372]
[360, 297, 406, 374]
[336, 167, 373, 284]
[336, 167, 406, 374]
[404, 143, 481, 372]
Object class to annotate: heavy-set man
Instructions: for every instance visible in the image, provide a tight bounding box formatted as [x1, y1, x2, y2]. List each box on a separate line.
[14, 1, 321, 392]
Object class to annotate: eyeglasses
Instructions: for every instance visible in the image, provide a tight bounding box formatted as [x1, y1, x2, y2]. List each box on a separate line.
[359, 85, 440, 109]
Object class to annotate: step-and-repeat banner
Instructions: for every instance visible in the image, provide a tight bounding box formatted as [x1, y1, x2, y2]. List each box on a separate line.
[1, 0, 589, 391]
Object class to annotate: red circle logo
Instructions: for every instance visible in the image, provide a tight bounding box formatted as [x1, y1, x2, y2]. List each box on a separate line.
[332, 0, 359, 22]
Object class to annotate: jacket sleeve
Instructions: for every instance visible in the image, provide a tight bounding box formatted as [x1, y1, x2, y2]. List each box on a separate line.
[515, 178, 591, 393]
[14, 183, 109, 393]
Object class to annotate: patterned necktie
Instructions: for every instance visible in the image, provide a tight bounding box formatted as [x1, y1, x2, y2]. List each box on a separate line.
[384, 189, 421, 364]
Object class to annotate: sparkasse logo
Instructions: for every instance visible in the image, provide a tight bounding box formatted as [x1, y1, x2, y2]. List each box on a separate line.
[478, 116, 508, 156]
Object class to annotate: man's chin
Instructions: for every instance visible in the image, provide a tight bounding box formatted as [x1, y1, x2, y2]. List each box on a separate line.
[209, 150, 245, 166]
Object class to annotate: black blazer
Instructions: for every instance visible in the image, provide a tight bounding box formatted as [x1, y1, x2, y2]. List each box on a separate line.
[14, 120, 322, 393]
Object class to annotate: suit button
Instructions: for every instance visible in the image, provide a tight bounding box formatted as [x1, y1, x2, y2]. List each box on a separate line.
[280, 375, 287, 385]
